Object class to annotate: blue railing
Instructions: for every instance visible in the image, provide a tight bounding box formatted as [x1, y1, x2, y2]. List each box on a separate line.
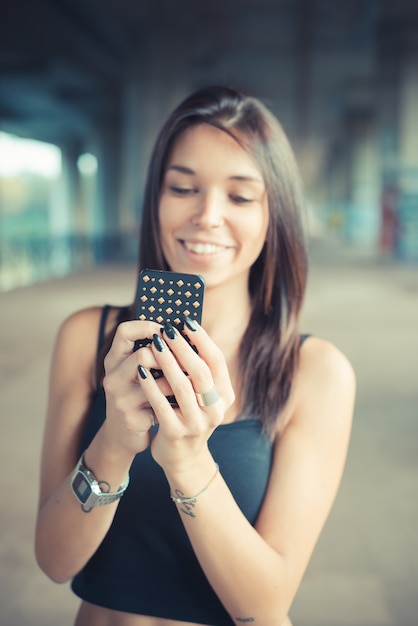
[0, 233, 138, 291]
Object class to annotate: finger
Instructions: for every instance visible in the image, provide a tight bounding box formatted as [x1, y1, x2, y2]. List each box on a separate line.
[171, 321, 235, 411]
[105, 320, 163, 370]
[137, 363, 174, 397]
[137, 363, 185, 432]
[161, 323, 221, 391]
[180, 321, 231, 385]
[107, 346, 176, 408]
[103, 348, 169, 423]
[105, 327, 165, 380]
[151, 333, 220, 424]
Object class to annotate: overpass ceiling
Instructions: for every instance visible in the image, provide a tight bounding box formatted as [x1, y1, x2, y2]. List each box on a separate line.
[0, 0, 417, 147]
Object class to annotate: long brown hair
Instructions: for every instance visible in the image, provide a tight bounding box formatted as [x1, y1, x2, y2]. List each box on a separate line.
[137, 86, 308, 436]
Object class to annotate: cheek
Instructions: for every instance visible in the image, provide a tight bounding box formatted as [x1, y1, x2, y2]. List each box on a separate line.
[243, 208, 269, 247]
[158, 199, 176, 237]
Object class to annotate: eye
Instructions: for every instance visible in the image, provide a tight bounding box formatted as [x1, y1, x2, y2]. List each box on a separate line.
[230, 194, 252, 204]
[170, 186, 195, 196]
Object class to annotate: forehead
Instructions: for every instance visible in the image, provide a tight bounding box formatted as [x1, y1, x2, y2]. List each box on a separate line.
[167, 123, 264, 179]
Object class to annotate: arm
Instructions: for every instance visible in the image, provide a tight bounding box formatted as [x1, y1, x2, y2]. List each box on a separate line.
[139, 329, 355, 625]
[35, 309, 159, 582]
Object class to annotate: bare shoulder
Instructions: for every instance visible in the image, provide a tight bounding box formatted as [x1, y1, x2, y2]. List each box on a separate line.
[299, 336, 355, 390]
[290, 335, 356, 432]
[53, 306, 104, 380]
[54, 305, 121, 363]
[56, 305, 104, 345]
[51, 304, 128, 393]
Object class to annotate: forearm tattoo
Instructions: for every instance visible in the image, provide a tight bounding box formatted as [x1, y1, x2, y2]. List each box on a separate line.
[235, 618, 255, 623]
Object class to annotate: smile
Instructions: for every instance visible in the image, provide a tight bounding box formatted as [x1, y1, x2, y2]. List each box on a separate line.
[183, 241, 228, 255]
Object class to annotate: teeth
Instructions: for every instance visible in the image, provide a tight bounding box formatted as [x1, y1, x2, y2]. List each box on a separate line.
[184, 242, 224, 254]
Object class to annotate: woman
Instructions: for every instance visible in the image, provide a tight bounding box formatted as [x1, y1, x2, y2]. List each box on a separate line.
[35, 86, 355, 626]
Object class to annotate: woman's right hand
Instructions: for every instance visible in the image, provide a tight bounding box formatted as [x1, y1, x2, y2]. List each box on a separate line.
[101, 320, 171, 456]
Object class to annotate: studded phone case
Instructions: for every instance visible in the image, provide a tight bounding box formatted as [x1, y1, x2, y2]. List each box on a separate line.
[134, 270, 205, 394]
[135, 269, 205, 327]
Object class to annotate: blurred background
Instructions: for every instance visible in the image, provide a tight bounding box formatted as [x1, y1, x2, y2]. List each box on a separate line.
[0, 1, 417, 625]
[1, 0, 418, 287]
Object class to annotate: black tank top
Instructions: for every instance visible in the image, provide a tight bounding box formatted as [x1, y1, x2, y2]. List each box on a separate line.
[71, 306, 307, 624]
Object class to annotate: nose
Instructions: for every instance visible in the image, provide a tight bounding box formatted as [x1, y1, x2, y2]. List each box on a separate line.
[190, 191, 224, 228]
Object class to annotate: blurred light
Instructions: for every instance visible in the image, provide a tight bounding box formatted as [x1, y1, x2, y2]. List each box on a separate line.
[77, 153, 98, 176]
[0, 132, 61, 178]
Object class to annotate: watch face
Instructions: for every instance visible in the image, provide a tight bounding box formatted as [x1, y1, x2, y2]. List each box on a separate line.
[73, 472, 92, 504]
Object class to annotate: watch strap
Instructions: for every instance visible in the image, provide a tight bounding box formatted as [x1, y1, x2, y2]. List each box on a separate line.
[71, 453, 130, 510]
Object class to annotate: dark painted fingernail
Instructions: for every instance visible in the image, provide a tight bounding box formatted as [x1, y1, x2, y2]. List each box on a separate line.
[166, 394, 179, 407]
[138, 365, 148, 379]
[183, 316, 197, 331]
[163, 321, 177, 340]
[153, 333, 166, 352]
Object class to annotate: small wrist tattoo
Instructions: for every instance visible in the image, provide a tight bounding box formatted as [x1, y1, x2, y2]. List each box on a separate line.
[179, 499, 197, 518]
[236, 618, 255, 623]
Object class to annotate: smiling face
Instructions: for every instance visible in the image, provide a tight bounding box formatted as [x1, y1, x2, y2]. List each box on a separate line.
[158, 123, 269, 291]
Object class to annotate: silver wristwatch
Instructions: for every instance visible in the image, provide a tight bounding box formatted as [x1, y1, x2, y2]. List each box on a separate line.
[71, 454, 130, 512]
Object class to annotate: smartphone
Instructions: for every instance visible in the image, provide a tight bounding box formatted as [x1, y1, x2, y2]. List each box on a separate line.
[134, 269, 205, 400]
[135, 269, 205, 327]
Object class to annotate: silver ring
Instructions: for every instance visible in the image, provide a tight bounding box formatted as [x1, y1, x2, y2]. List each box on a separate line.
[149, 409, 156, 427]
[196, 386, 219, 407]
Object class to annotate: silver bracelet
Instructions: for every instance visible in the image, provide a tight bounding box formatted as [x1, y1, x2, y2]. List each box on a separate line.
[170, 463, 219, 505]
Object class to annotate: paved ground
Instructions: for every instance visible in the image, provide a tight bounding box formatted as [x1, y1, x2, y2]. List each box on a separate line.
[0, 239, 417, 626]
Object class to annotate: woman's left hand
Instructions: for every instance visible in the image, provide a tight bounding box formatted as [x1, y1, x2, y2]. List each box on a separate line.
[136, 321, 235, 473]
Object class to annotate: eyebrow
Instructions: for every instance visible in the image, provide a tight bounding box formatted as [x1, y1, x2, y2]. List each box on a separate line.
[229, 175, 264, 185]
[168, 165, 195, 175]
[167, 165, 264, 185]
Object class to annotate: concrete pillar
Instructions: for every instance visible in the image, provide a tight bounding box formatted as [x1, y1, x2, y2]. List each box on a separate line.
[376, 19, 418, 260]
[396, 51, 418, 261]
[88, 124, 121, 262]
[116, 31, 191, 261]
[377, 21, 418, 261]
[345, 110, 381, 248]
[117, 56, 149, 255]
[49, 142, 81, 275]
[398, 54, 418, 169]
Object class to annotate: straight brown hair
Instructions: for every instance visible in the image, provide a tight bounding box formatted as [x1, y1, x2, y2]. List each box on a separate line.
[136, 86, 308, 436]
